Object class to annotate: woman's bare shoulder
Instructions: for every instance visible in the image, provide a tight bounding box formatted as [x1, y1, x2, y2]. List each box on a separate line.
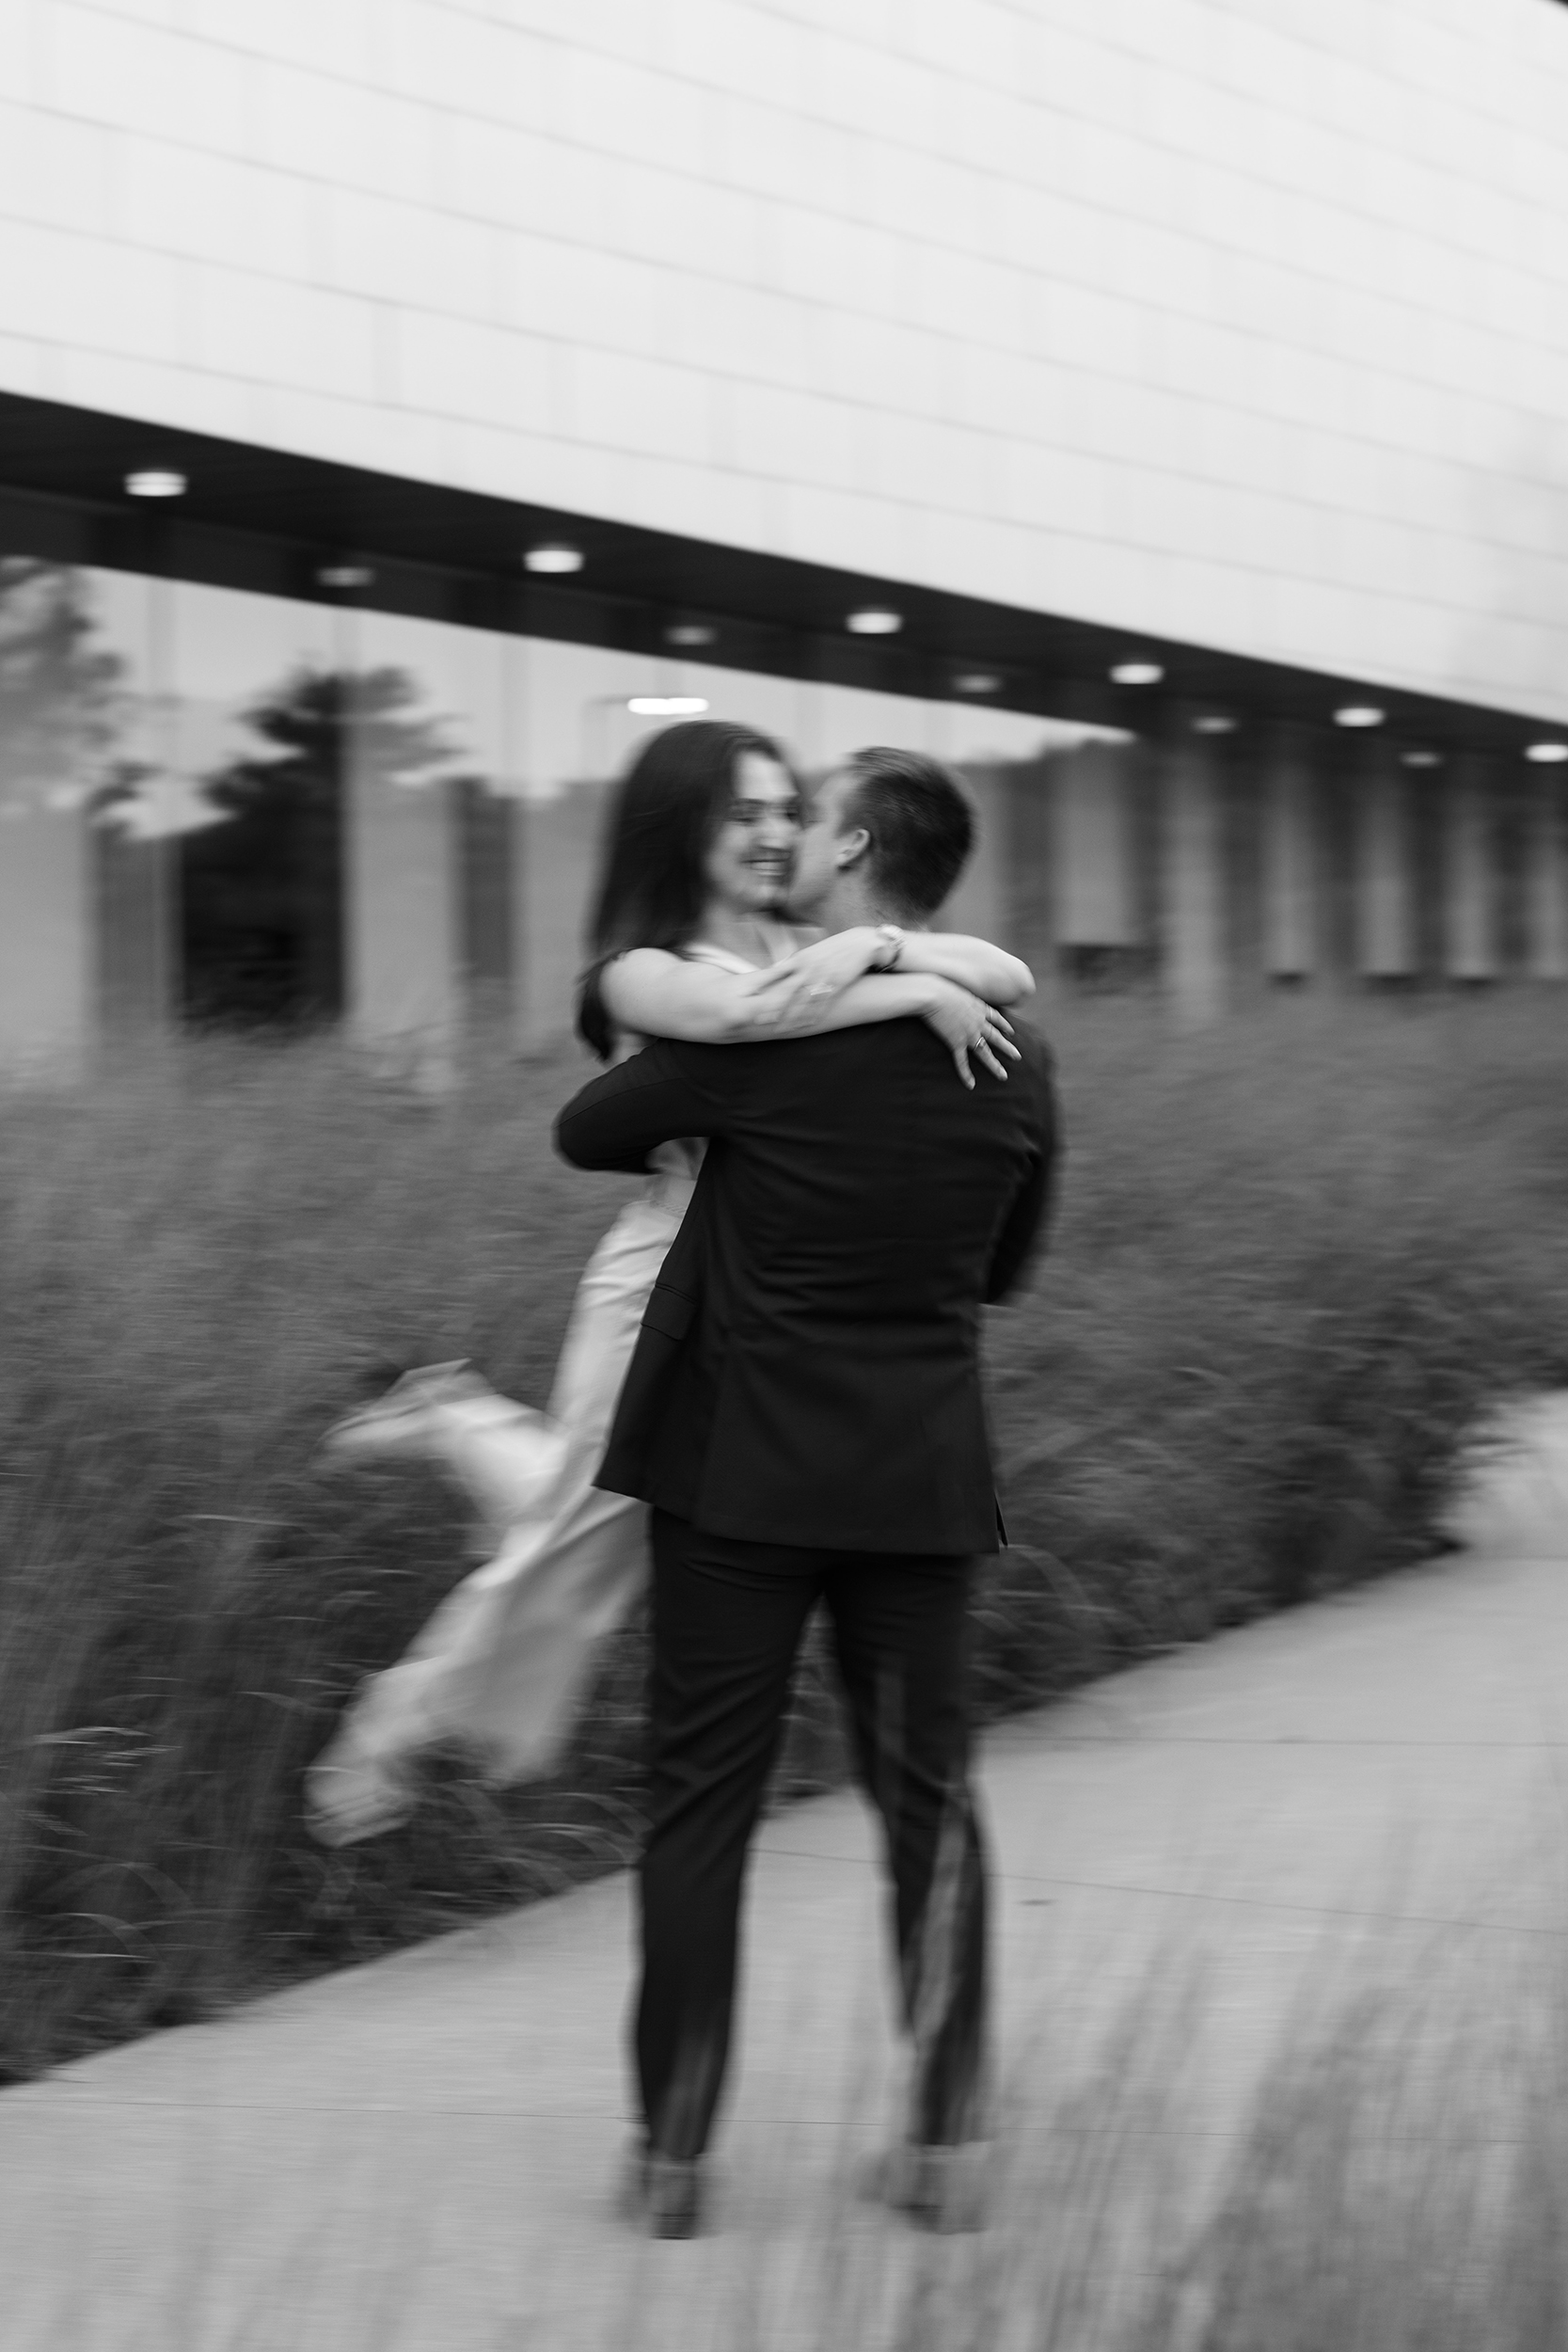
[611, 946, 685, 967]
[601, 946, 684, 985]
[597, 946, 685, 1011]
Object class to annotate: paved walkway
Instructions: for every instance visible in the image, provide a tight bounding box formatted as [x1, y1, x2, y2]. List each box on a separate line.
[5, 1401, 1568, 2352]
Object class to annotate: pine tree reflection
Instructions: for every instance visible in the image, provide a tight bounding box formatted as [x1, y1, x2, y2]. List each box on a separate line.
[0, 559, 122, 809]
[182, 666, 455, 1030]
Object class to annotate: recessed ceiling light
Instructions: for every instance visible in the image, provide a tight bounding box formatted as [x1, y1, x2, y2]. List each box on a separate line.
[316, 564, 373, 588]
[1334, 705, 1385, 728]
[1110, 660, 1164, 686]
[1525, 741, 1568, 764]
[627, 696, 709, 717]
[846, 607, 902, 635]
[953, 672, 1001, 694]
[125, 469, 186, 498]
[523, 543, 583, 574]
[1402, 749, 1443, 769]
[665, 624, 716, 648]
[1192, 714, 1236, 735]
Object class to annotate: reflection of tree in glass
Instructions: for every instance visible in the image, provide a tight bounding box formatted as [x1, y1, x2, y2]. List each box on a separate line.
[0, 559, 123, 812]
[182, 665, 459, 1030]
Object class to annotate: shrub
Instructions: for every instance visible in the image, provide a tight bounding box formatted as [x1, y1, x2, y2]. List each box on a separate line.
[0, 995, 1563, 2077]
[976, 996, 1568, 1714]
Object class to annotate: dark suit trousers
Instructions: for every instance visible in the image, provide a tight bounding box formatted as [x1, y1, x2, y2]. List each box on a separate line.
[637, 1510, 990, 2164]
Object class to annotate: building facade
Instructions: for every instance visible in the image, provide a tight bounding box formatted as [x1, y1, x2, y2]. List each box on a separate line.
[2, 0, 1566, 1078]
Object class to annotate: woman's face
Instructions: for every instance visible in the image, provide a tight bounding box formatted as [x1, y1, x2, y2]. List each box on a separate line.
[701, 752, 802, 915]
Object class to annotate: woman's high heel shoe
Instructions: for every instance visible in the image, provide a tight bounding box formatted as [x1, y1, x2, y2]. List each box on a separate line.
[303, 1726, 415, 1846]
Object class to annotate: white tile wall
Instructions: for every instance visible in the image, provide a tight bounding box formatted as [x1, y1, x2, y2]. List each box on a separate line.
[4, 0, 1568, 721]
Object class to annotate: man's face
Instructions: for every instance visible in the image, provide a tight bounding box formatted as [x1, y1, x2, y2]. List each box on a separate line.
[784, 769, 860, 919]
[701, 751, 802, 914]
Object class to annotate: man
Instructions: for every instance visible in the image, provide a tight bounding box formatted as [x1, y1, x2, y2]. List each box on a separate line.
[555, 747, 1057, 2239]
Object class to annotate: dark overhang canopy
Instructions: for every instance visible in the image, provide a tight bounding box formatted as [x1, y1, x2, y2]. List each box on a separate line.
[0, 387, 1554, 762]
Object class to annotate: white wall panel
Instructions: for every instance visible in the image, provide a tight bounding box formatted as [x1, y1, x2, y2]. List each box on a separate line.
[5, 0, 1568, 722]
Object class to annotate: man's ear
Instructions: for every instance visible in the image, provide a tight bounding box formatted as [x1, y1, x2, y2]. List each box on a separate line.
[835, 824, 872, 872]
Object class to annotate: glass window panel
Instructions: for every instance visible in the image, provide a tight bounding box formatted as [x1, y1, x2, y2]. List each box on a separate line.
[78, 566, 176, 1044]
[933, 703, 1131, 944]
[509, 638, 639, 1046]
[934, 702, 1116, 769]
[342, 608, 509, 1083]
[166, 580, 334, 1029]
[649, 659, 805, 758]
[807, 683, 933, 774]
[513, 636, 661, 801]
[0, 556, 125, 1075]
[1056, 741, 1141, 949]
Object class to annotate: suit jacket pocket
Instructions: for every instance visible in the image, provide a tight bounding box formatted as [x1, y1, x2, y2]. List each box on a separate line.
[642, 1281, 695, 1342]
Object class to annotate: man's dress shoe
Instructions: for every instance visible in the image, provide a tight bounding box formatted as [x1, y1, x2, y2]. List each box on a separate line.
[618, 2142, 705, 2239]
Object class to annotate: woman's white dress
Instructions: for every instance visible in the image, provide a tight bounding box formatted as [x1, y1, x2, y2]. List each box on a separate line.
[305, 946, 755, 1840]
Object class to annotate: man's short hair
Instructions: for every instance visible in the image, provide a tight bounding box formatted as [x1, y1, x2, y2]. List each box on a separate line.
[838, 747, 974, 920]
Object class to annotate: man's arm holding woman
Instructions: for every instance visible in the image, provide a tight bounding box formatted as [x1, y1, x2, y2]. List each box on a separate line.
[556, 1043, 728, 1178]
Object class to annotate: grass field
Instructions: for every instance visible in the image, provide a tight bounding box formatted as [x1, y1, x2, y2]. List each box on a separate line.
[1, 993, 1564, 2082]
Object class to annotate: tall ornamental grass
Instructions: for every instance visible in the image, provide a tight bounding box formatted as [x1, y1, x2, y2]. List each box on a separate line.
[0, 994, 1563, 2079]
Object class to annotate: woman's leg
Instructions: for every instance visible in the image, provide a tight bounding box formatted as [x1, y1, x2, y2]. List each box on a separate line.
[304, 1482, 651, 1843]
[307, 1207, 677, 1842]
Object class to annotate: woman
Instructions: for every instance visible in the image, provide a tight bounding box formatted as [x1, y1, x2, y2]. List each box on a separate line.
[305, 723, 1032, 1845]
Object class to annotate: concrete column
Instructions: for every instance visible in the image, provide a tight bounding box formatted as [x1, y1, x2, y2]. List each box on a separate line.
[1352, 742, 1417, 979]
[95, 821, 176, 1041]
[1053, 740, 1136, 950]
[455, 779, 515, 1023]
[1442, 755, 1497, 982]
[1259, 724, 1318, 980]
[943, 761, 1007, 943]
[344, 755, 462, 1091]
[1522, 767, 1568, 980]
[1159, 723, 1226, 1026]
[992, 751, 1055, 998]
[0, 797, 93, 1080]
[512, 780, 613, 1050]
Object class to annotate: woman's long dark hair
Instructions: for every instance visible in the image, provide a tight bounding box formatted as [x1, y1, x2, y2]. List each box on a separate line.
[576, 719, 790, 1058]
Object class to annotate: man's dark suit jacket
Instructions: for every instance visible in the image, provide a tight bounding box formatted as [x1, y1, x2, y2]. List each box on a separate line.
[554, 1019, 1057, 1557]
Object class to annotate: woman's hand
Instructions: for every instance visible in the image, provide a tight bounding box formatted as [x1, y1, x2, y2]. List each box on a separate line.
[735, 929, 880, 1028]
[918, 978, 1021, 1089]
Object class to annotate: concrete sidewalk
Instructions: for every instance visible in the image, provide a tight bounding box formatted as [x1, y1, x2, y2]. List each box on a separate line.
[5, 1402, 1568, 2351]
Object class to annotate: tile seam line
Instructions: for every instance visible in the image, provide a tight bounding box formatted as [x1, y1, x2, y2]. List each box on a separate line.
[49, 0, 1568, 176]
[5, 277, 1562, 553]
[740, 0, 1568, 139]
[755, 1851, 1568, 1934]
[979, 1735, 1568, 1747]
[13, 2105, 1520, 2124]
[0, 2108, 1077, 2129]
[8, 95, 1564, 354]
[8, 183, 1564, 439]
[22, 40, 1568, 299]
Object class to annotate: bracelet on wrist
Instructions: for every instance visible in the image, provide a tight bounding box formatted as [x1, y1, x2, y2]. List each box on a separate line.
[871, 923, 906, 971]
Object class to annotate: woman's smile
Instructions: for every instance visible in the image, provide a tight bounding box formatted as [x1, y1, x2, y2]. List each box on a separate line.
[743, 847, 795, 888]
